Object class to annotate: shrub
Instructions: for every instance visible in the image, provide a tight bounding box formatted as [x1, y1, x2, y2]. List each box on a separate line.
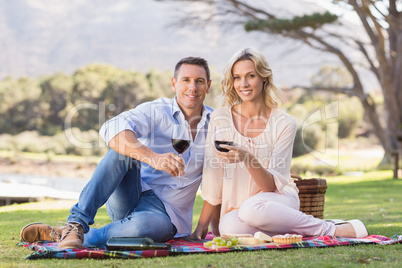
[46, 139, 67, 155]
[13, 131, 49, 154]
[0, 134, 15, 151]
[338, 98, 363, 138]
[64, 128, 107, 156]
[291, 162, 340, 177]
[293, 124, 324, 157]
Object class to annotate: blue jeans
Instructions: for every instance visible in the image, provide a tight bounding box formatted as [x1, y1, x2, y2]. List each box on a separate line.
[67, 149, 177, 245]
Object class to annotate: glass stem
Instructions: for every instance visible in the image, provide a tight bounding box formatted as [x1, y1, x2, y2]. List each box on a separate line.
[178, 153, 182, 184]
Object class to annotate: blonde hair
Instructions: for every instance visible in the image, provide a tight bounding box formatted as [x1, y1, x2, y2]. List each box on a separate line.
[220, 48, 281, 108]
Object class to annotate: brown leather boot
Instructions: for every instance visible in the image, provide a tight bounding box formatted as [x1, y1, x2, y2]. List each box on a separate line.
[20, 222, 63, 243]
[57, 223, 84, 249]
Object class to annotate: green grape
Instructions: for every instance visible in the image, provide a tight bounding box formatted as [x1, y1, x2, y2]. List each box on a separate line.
[213, 237, 222, 242]
[226, 240, 233, 247]
[231, 237, 238, 245]
[204, 241, 213, 247]
[220, 240, 227, 246]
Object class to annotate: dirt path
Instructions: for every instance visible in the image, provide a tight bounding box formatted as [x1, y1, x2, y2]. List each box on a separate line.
[0, 157, 96, 180]
[0, 147, 385, 179]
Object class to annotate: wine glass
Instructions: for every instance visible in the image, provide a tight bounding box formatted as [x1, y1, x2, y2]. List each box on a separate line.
[214, 125, 234, 179]
[171, 124, 191, 186]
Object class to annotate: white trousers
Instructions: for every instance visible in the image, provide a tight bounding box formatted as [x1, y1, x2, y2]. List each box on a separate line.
[219, 190, 336, 237]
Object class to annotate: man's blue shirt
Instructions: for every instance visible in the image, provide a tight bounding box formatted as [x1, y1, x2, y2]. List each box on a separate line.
[100, 97, 213, 236]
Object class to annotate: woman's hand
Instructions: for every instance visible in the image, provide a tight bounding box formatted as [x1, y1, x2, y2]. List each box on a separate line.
[218, 145, 277, 192]
[216, 144, 254, 165]
[189, 225, 209, 241]
[190, 201, 218, 240]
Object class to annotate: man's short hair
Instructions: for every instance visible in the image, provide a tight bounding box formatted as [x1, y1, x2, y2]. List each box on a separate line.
[174, 57, 210, 82]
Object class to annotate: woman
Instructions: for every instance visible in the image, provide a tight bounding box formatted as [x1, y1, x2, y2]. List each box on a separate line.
[191, 48, 367, 240]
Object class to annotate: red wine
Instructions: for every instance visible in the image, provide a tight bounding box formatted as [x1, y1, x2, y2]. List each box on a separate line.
[215, 140, 234, 152]
[172, 139, 190, 154]
[106, 237, 171, 251]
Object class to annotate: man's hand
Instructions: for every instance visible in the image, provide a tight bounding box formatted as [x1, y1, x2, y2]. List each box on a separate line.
[149, 152, 185, 177]
[109, 130, 185, 177]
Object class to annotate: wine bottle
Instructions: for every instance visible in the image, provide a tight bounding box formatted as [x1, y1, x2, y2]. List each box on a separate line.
[106, 237, 172, 251]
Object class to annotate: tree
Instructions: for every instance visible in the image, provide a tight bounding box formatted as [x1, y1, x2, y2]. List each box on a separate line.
[39, 72, 74, 134]
[103, 70, 154, 116]
[0, 76, 43, 134]
[169, 0, 401, 159]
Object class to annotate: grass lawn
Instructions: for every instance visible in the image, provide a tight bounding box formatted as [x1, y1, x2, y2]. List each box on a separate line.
[0, 170, 401, 267]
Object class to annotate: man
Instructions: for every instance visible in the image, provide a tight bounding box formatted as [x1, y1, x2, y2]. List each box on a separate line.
[20, 57, 213, 249]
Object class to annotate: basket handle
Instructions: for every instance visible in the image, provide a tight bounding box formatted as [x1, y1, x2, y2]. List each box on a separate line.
[291, 174, 302, 180]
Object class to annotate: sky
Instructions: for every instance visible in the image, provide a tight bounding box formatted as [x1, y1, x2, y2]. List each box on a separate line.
[0, 0, 374, 89]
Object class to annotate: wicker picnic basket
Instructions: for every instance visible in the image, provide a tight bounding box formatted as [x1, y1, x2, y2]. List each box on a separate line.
[291, 175, 327, 219]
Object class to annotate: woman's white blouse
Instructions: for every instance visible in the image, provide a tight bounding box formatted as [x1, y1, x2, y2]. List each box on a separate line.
[201, 107, 299, 217]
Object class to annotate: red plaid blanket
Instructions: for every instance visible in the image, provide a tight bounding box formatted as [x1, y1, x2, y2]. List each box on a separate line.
[20, 234, 398, 260]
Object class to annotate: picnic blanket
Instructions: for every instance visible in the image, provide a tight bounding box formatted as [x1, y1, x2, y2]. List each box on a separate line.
[20, 234, 400, 260]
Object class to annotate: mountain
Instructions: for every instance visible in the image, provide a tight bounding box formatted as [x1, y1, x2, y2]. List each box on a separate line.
[0, 0, 365, 88]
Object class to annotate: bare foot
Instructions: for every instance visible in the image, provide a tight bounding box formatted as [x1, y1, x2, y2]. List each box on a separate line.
[334, 223, 356, 238]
